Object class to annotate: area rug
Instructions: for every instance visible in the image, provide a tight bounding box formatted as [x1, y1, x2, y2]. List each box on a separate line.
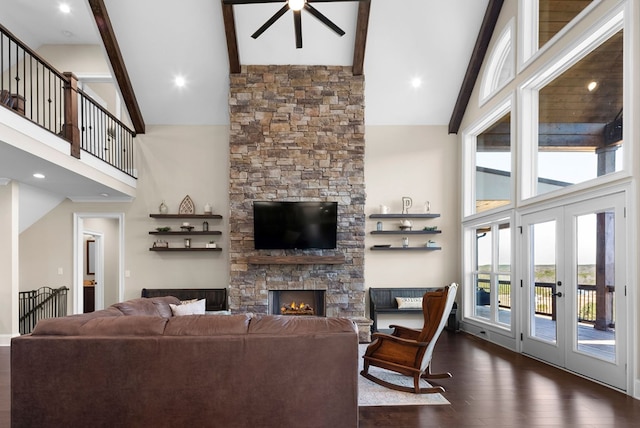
[358, 344, 450, 406]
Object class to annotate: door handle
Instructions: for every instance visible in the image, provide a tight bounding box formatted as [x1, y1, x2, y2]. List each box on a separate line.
[552, 292, 563, 297]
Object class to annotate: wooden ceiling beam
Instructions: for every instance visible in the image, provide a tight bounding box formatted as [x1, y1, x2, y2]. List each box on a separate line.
[222, 1, 241, 73]
[88, 0, 145, 134]
[222, 0, 368, 75]
[352, 0, 370, 76]
[448, 0, 504, 135]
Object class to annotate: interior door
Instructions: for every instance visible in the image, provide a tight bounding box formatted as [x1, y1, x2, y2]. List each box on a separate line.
[521, 193, 627, 390]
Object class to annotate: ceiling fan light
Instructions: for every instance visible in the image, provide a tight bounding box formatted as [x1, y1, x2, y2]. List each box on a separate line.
[288, 0, 305, 12]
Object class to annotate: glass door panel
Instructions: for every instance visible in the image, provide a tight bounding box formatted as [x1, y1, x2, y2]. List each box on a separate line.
[574, 210, 616, 362]
[530, 220, 557, 342]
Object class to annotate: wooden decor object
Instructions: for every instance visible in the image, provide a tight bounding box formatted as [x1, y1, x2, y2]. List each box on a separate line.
[178, 195, 195, 214]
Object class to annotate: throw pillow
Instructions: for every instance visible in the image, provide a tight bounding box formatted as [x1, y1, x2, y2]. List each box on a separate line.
[395, 297, 423, 309]
[170, 298, 206, 316]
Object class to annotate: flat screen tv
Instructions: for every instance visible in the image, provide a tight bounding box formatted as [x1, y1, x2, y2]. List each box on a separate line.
[253, 201, 338, 250]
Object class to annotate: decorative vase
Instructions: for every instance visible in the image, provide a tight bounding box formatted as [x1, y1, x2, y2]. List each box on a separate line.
[159, 200, 168, 214]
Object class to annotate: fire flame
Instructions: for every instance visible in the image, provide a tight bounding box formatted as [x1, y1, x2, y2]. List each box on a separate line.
[281, 301, 313, 313]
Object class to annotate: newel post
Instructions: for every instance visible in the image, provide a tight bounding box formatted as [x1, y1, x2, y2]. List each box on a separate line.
[63, 72, 81, 159]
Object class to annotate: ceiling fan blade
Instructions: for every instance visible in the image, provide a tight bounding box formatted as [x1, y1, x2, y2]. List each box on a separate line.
[294, 10, 302, 48]
[304, 3, 345, 36]
[251, 4, 290, 39]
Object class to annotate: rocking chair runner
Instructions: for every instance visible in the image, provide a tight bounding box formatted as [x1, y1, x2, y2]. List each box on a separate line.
[360, 283, 458, 394]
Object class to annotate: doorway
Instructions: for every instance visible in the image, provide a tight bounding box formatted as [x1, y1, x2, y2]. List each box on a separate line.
[83, 231, 103, 312]
[520, 192, 627, 390]
[73, 213, 124, 314]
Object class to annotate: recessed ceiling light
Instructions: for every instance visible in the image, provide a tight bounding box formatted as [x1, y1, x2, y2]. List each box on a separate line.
[59, 3, 71, 14]
[100, 193, 110, 198]
[411, 77, 422, 89]
[33, 173, 45, 179]
[174, 76, 186, 88]
[61, 30, 74, 38]
[587, 81, 598, 92]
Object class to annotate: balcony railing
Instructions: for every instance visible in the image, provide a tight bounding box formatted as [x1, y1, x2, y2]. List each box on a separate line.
[477, 279, 615, 326]
[0, 23, 136, 177]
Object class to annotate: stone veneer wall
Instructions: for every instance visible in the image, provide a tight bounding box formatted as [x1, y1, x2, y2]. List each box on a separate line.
[228, 65, 365, 318]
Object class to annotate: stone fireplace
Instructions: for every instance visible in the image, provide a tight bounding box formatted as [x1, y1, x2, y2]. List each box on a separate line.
[228, 65, 365, 318]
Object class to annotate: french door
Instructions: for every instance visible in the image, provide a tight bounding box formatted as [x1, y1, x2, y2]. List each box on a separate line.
[521, 193, 627, 390]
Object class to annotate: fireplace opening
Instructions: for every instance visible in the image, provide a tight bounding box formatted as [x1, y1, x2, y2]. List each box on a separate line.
[269, 290, 326, 317]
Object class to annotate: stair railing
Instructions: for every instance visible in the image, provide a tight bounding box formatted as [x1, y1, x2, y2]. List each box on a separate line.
[18, 286, 69, 334]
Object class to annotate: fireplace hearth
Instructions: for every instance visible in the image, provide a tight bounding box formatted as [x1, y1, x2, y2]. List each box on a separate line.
[269, 290, 326, 317]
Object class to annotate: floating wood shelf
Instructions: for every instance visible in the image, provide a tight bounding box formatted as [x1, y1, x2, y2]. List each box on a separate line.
[247, 255, 345, 265]
[149, 231, 222, 236]
[371, 230, 441, 235]
[150, 214, 222, 219]
[370, 246, 441, 251]
[149, 247, 222, 252]
[369, 213, 440, 219]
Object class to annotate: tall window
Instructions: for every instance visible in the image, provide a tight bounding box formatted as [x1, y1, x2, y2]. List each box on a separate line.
[475, 112, 511, 213]
[520, 0, 599, 64]
[538, 0, 595, 49]
[535, 30, 623, 197]
[470, 219, 512, 327]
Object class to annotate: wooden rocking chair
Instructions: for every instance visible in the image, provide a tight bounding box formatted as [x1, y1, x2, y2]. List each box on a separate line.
[360, 283, 458, 394]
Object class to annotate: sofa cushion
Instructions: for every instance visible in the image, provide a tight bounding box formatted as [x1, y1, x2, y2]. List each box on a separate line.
[169, 298, 206, 316]
[32, 315, 168, 336]
[164, 314, 251, 336]
[111, 296, 180, 318]
[248, 315, 357, 335]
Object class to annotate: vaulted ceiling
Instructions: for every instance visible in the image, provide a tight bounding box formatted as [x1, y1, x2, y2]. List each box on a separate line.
[1, 0, 493, 130]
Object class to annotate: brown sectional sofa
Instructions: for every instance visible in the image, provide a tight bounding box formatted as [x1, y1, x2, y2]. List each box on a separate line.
[11, 297, 359, 428]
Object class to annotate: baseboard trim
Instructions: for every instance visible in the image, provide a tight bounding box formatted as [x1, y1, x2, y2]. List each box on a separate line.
[0, 334, 17, 346]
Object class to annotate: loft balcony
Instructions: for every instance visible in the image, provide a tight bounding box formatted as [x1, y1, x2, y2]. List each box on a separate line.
[0, 23, 136, 201]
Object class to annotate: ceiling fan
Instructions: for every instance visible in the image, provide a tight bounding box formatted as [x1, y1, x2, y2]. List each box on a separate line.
[223, 0, 362, 49]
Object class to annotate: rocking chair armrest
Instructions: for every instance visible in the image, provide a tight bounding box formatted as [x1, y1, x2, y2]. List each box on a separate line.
[371, 331, 428, 347]
[389, 324, 421, 339]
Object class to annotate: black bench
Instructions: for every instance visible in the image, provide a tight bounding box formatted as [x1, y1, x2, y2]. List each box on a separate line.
[369, 287, 437, 332]
[141, 288, 228, 312]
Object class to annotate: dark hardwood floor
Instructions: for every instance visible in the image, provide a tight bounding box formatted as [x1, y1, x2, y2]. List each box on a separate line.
[2, 331, 640, 427]
[360, 331, 640, 427]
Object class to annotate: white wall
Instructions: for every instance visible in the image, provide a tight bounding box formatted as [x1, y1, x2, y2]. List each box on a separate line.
[0, 181, 19, 344]
[364, 125, 460, 329]
[19, 125, 230, 306]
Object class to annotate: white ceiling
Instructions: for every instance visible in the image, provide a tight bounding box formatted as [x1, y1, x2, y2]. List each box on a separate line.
[0, 0, 489, 198]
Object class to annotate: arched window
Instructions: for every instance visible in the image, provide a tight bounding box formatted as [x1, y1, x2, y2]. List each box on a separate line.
[480, 21, 514, 103]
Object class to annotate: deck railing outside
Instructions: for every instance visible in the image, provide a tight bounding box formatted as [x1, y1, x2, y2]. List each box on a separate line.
[0, 23, 136, 177]
[477, 279, 615, 325]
